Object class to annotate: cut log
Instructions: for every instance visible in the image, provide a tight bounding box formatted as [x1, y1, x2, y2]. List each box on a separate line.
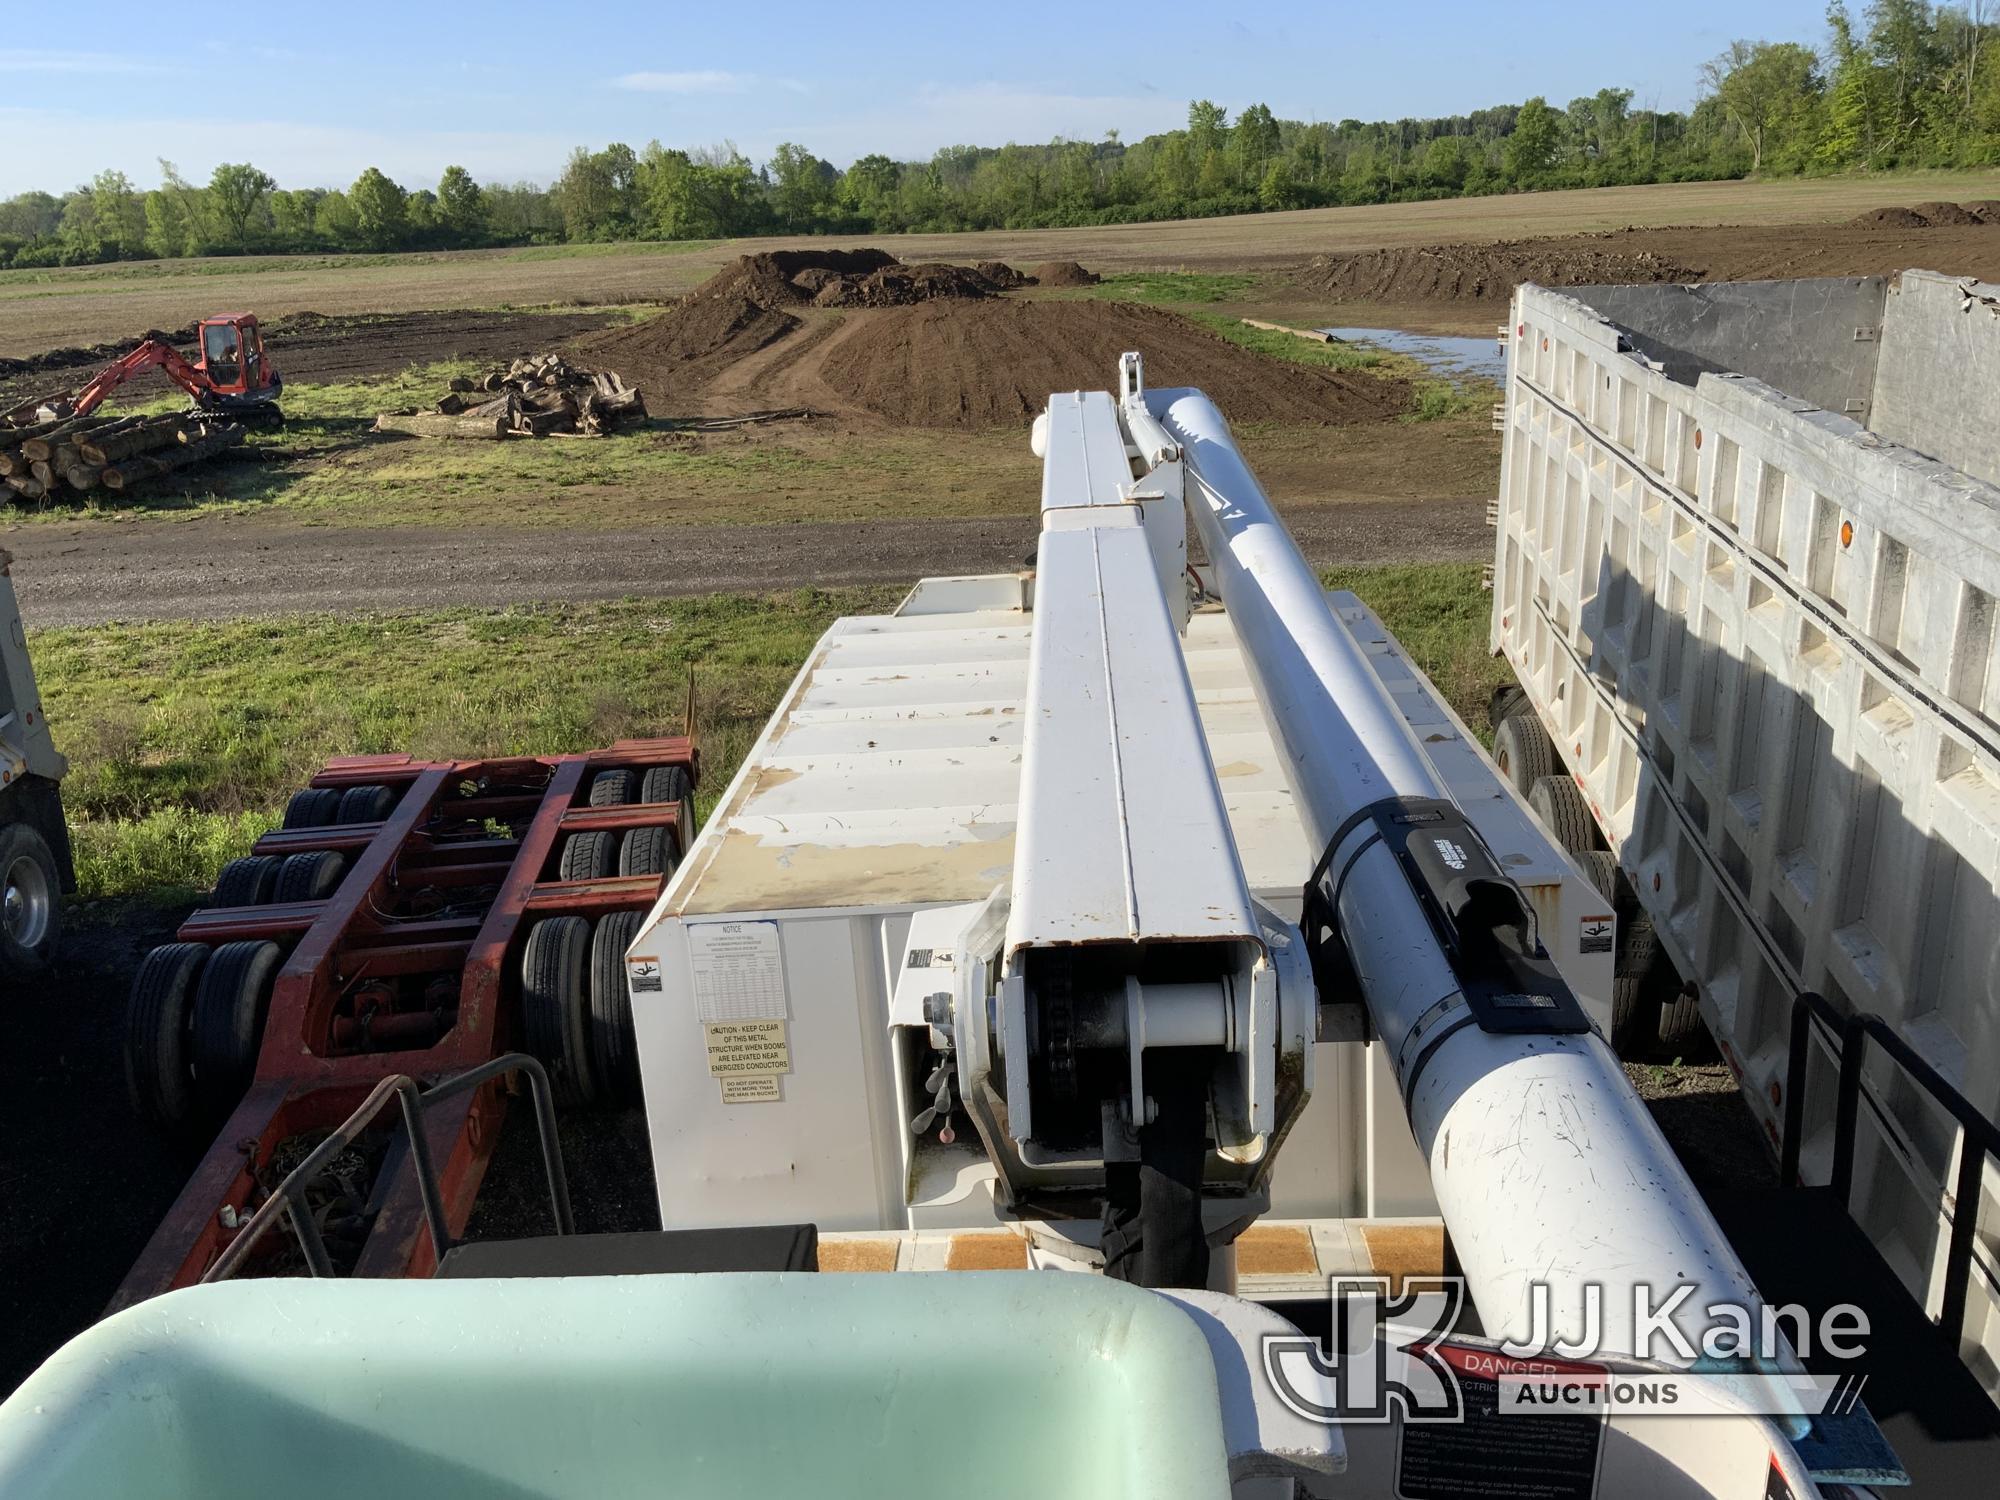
[0, 448, 23, 477]
[29, 459, 54, 486]
[372, 412, 508, 441]
[63, 464, 99, 492]
[5, 475, 46, 502]
[21, 414, 114, 462]
[100, 423, 247, 491]
[78, 417, 184, 465]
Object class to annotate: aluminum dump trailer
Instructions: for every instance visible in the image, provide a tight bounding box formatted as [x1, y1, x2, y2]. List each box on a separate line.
[1490, 268, 2000, 1396]
[0, 551, 72, 983]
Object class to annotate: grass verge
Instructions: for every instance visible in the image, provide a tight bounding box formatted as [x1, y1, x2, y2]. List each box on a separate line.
[40, 565, 1499, 901]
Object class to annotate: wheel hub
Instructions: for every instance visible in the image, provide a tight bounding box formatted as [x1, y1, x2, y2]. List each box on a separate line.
[3, 851, 53, 950]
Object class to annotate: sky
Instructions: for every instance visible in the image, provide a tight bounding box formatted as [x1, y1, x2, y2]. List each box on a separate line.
[0, 1, 1826, 197]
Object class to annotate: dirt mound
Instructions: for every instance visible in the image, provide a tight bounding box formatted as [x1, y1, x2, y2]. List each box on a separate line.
[1296, 237, 1704, 304]
[1965, 200, 2000, 224]
[817, 299, 1407, 430]
[1911, 200, 1984, 226]
[571, 248, 1015, 399]
[0, 326, 193, 382]
[1851, 206, 1932, 228]
[974, 260, 1032, 289]
[1030, 260, 1100, 287]
[810, 261, 996, 308]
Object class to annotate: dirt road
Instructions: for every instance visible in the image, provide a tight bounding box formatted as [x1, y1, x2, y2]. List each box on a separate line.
[8, 499, 1490, 626]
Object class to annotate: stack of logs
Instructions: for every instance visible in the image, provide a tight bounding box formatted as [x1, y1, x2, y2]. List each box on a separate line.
[373, 354, 644, 440]
[1, 412, 247, 503]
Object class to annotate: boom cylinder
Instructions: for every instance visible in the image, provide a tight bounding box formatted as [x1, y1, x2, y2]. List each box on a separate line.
[1145, 386, 1772, 1366]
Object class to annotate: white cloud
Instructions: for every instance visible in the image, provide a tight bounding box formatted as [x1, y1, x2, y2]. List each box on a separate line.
[0, 49, 162, 76]
[614, 69, 753, 94]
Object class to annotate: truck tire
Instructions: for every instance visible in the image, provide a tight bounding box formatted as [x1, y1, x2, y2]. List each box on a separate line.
[125, 943, 209, 1131]
[282, 787, 341, 830]
[559, 831, 619, 881]
[589, 910, 643, 1108]
[521, 916, 596, 1107]
[1610, 978, 1649, 1054]
[273, 850, 346, 904]
[1529, 775, 1601, 856]
[1576, 849, 1619, 902]
[641, 765, 692, 808]
[211, 854, 282, 909]
[1657, 985, 1707, 1052]
[618, 824, 678, 879]
[190, 939, 282, 1114]
[0, 821, 62, 981]
[1493, 712, 1557, 795]
[588, 770, 638, 807]
[336, 783, 396, 824]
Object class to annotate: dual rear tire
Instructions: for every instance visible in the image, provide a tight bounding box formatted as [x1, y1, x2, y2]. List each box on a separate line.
[520, 910, 644, 1110]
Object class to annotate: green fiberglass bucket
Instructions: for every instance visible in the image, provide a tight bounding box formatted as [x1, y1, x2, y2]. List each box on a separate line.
[0, 1271, 1233, 1500]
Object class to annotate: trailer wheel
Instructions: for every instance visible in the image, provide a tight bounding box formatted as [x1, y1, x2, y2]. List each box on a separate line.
[618, 825, 679, 879]
[336, 784, 397, 824]
[1610, 979, 1648, 1053]
[282, 787, 342, 830]
[211, 854, 282, 909]
[589, 910, 644, 1108]
[559, 831, 619, 882]
[191, 940, 282, 1114]
[640, 765, 692, 808]
[588, 769, 638, 807]
[0, 821, 62, 981]
[125, 943, 209, 1131]
[273, 850, 346, 904]
[1528, 775, 1601, 855]
[1657, 985, 1707, 1051]
[1575, 849, 1619, 902]
[1615, 905, 1658, 980]
[521, 916, 596, 1107]
[1488, 682, 1533, 729]
[1493, 712, 1557, 794]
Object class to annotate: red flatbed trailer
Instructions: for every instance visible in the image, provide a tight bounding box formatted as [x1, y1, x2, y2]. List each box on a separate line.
[112, 737, 695, 1308]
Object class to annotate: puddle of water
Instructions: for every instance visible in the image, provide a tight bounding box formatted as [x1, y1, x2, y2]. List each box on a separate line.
[1320, 327, 1508, 384]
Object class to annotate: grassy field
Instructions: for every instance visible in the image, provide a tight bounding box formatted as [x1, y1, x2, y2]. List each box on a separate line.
[37, 563, 1500, 901]
[5, 170, 1997, 355]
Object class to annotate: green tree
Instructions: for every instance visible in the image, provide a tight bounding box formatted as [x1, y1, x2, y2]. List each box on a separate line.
[348, 167, 408, 250]
[1234, 102, 1280, 181]
[206, 162, 275, 250]
[1504, 96, 1560, 182]
[768, 142, 835, 230]
[269, 188, 323, 249]
[436, 165, 487, 242]
[1701, 40, 1823, 170]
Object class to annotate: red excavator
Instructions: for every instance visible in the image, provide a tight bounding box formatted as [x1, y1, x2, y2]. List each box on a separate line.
[4, 312, 282, 426]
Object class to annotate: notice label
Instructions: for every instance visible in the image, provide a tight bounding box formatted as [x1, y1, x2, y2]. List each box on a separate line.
[687, 919, 787, 1021]
[702, 1019, 792, 1077]
[1579, 913, 1615, 956]
[720, 1074, 782, 1104]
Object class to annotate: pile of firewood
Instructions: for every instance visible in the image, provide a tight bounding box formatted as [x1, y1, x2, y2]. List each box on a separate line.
[1, 412, 247, 503]
[374, 354, 644, 440]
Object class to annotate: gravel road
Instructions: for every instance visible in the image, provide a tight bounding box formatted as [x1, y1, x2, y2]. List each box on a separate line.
[5, 498, 1490, 626]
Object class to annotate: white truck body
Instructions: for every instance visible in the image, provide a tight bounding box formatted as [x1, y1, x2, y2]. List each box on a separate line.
[1491, 269, 2000, 1395]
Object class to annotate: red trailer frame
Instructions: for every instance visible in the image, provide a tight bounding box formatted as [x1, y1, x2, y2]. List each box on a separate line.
[111, 736, 695, 1310]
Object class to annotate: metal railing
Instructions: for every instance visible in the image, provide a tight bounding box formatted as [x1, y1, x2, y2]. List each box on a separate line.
[1782, 991, 2000, 1346]
[202, 1053, 574, 1283]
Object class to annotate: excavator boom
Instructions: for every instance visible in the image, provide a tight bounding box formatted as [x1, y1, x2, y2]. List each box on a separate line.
[3, 314, 281, 427]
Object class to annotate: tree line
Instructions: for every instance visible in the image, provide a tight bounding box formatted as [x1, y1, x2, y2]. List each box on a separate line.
[3, 2, 1996, 270]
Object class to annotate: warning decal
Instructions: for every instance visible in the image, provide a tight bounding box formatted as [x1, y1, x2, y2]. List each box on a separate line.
[625, 955, 665, 994]
[1397, 1345, 1602, 1500]
[1578, 913, 1615, 955]
[720, 1075, 782, 1104]
[702, 1019, 792, 1078]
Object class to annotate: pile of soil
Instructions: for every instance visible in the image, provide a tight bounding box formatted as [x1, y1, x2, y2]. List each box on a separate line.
[1850, 202, 1999, 228]
[974, 260, 1032, 289]
[1030, 260, 1100, 287]
[1296, 237, 1704, 305]
[816, 299, 1408, 429]
[573, 248, 1021, 399]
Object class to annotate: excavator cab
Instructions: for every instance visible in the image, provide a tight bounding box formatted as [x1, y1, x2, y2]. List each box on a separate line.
[196, 314, 278, 404]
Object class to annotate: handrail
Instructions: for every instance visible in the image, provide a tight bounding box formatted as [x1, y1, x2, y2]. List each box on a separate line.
[1782, 991, 2000, 1346]
[202, 1053, 573, 1284]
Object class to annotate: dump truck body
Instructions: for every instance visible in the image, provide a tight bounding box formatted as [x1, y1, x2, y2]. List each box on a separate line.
[1491, 269, 2000, 1396]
